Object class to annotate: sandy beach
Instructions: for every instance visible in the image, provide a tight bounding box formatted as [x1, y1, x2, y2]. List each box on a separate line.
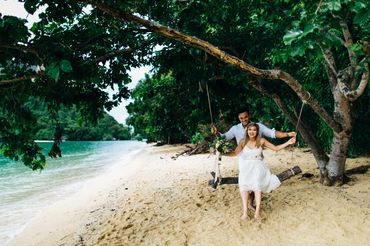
[7, 144, 370, 246]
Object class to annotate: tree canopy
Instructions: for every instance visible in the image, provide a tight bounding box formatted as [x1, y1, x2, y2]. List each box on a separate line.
[0, 0, 369, 185]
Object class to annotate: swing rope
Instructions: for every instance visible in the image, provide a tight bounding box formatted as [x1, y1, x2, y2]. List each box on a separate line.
[205, 82, 214, 125]
[290, 93, 311, 166]
[205, 82, 222, 187]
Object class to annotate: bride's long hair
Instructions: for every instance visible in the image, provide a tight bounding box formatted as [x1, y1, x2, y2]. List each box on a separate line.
[241, 122, 262, 148]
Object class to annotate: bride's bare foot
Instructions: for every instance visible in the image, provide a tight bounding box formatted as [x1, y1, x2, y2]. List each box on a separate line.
[241, 212, 249, 220]
[248, 203, 256, 212]
[254, 213, 262, 220]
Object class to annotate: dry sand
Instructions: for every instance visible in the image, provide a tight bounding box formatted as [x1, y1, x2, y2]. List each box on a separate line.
[7, 144, 370, 246]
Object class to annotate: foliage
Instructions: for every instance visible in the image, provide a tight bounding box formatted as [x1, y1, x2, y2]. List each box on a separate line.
[209, 135, 236, 155]
[127, 72, 202, 143]
[126, 0, 369, 157]
[191, 132, 204, 144]
[23, 98, 132, 141]
[0, 1, 148, 168]
[0, 0, 369, 171]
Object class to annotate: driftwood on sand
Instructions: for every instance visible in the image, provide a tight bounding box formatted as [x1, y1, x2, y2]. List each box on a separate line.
[171, 141, 209, 160]
[345, 164, 370, 175]
[276, 166, 302, 182]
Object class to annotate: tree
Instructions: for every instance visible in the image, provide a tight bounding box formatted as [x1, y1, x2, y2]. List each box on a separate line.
[1, 0, 145, 169]
[1, 0, 368, 185]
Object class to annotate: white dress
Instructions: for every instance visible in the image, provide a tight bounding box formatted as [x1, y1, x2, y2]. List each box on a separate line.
[238, 146, 281, 193]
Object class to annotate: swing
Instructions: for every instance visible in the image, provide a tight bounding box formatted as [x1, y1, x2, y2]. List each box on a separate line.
[206, 83, 305, 189]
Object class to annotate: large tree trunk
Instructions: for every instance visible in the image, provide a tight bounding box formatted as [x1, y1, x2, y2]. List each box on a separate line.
[271, 95, 329, 174]
[325, 131, 351, 185]
[324, 78, 353, 186]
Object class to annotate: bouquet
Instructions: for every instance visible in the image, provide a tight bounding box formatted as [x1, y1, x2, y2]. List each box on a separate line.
[209, 135, 236, 155]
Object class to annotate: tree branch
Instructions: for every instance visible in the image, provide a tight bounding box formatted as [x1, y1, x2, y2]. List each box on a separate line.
[340, 20, 357, 76]
[316, 41, 338, 81]
[91, 39, 154, 63]
[277, 71, 341, 132]
[0, 75, 38, 86]
[0, 44, 43, 62]
[315, 0, 324, 14]
[76, 33, 107, 50]
[338, 64, 369, 101]
[129, 27, 151, 34]
[219, 46, 241, 58]
[76, 0, 342, 133]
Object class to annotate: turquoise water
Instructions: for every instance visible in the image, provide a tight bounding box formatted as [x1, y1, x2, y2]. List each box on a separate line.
[0, 141, 146, 245]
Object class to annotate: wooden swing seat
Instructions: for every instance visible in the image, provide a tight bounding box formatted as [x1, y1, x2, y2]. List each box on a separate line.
[208, 166, 302, 189]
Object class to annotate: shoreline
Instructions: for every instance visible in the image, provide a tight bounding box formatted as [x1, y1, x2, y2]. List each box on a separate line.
[7, 144, 370, 245]
[6, 144, 148, 246]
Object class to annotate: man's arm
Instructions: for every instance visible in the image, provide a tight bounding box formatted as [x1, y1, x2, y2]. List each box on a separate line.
[221, 125, 237, 141]
[211, 124, 236, 141]
[257, 122, 296, 139]
[257, 122, 276, 138]
[275, 130, 297, 139]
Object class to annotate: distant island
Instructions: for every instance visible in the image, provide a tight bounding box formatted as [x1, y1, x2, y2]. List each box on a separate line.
[30, 99, 131, 141]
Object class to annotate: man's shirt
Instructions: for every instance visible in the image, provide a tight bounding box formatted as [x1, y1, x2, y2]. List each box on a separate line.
[221, 122, 276, 144]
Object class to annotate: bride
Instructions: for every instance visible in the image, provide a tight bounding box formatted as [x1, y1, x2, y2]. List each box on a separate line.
[225, 122, 296, 220]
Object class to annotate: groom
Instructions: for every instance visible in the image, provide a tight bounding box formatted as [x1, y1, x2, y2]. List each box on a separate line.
[211, 107, 296, 144]
[211, 107, 296, 210]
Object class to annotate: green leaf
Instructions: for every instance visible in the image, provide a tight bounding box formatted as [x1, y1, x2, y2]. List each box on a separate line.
[302, 24, 316, 36]
[60, 60, 73, 73]
[290, 45, 306, 57]
[46, 62, 60, 81]
[326, 0, 341, 11]
[350, 43, 365, 56]
[24, 0, 39, 15]
[283, 30, 303, 45]
[353, 1, 367, 12]
[354, 7, 370, 25]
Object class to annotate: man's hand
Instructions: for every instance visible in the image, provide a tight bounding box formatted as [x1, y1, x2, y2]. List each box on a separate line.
[211, 124, 218, 135]
[287, 137, 296, 145]
[288, 132, 297, 137]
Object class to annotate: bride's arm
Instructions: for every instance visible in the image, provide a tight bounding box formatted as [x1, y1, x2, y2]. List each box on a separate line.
[261, 137, 296, 151]
[223, 139, 245, 156]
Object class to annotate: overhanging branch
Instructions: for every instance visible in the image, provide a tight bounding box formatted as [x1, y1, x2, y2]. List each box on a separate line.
[76, 0, 342, 132]
[0, 44, 43, 62]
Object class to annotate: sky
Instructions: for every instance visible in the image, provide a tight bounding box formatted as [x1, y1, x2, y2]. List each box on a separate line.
[1, 0, 151, 124]
[105, 66, 151, 123]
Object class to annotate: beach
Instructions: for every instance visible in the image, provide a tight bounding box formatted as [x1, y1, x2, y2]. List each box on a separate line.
[7, 144, 370, 246]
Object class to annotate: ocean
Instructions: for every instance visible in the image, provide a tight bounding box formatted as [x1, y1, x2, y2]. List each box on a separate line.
[0, 140, 146, 245]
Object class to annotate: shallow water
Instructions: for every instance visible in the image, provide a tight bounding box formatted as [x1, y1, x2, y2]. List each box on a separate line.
[0, 140, 146, 245]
